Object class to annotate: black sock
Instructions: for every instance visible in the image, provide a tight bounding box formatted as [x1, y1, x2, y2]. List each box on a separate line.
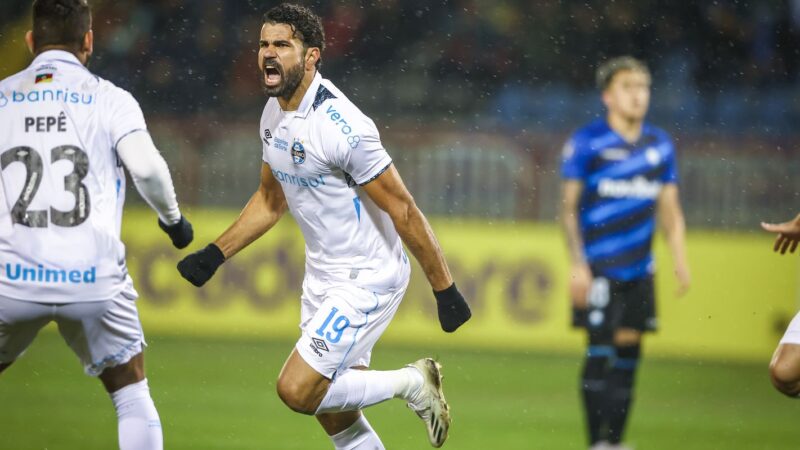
[607, 344, 640, 444]
[581, 345, 614, 445]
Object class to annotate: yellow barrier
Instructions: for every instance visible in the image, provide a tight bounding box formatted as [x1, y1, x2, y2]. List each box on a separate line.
[124, 208, 797, 361]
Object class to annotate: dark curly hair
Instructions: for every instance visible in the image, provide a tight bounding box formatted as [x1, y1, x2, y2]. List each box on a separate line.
[32, 0, 91, 53]
[264, 3, 325, 70]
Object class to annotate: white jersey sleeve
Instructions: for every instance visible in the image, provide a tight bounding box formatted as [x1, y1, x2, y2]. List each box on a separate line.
[106, 88, 148, 149]
[317, 107, 392, 185]
[116, 131, 181, 224]
[260, 100, 279, 165]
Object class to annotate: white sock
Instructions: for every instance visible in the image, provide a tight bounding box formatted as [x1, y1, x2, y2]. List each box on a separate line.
[330, 415, 385, 450]
[316, 367, 424, 414]
[110, 378, 163, 450]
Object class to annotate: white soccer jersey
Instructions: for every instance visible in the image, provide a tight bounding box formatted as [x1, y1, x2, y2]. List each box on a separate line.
[0, 50, 144, 302]
[260, 73, 410, 293]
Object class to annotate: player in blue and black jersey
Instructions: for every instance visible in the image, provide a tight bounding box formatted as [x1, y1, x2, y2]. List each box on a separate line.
[560, 56, 691, 450]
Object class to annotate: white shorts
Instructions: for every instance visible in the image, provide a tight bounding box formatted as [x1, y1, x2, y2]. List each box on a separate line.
[780, 311, 800, 346]
[0, 292, 145, 376]
[295, 273, 408, 380]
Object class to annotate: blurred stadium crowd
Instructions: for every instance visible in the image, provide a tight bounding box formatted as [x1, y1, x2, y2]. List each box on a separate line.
[0, 0, 798, 225]
[3, 0, 800, 128]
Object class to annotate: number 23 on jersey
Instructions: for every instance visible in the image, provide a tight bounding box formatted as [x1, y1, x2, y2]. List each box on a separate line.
[0, 144, 91, 228]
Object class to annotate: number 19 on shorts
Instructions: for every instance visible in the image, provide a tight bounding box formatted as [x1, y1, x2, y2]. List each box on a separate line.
[315, 307, 350, 344]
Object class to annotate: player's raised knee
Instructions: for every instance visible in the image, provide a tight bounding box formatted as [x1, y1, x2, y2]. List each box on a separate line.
[276, 375, 321, 414]
[769, 358, 800, 398]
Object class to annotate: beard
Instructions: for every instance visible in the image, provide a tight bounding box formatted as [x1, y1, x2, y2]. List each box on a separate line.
[261, 60, 305, 99]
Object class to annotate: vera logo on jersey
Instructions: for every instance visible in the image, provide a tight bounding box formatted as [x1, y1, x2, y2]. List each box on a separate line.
[325, 104, 361, 149]
[291, 139, 306, 164]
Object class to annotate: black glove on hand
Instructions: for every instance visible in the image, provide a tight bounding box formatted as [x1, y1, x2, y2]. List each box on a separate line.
[177, 243, 225, 287]
[158, 216, 194, 249]
[434, 283, 471, 332]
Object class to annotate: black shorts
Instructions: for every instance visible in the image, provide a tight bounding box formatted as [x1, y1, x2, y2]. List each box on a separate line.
[572, 275, 657, 336]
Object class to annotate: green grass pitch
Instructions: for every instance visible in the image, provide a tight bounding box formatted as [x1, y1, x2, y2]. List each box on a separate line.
[1, 329, 798, 449]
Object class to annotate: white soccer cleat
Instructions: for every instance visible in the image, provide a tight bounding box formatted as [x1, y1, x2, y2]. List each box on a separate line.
[407, 358, 451, 448]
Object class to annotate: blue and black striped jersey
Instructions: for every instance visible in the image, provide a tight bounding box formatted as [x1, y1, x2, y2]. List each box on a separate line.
[561, 119, 678, 281]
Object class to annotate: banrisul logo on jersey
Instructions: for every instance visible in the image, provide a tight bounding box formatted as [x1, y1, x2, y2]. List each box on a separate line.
[291, 139, 306, 164]
[0, 91, 7, 108]
[10, 89, 94, 105]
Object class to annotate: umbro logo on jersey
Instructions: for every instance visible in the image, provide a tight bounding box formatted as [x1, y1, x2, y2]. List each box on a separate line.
[263, 129, 272, 145]
[291, 139, 306, 164]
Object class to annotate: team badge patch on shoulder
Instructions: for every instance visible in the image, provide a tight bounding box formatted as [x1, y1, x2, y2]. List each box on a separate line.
[291, 139, 306, 164]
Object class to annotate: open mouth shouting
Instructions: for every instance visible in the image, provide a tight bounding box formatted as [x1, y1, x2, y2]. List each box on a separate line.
[264, 61, 283, 88]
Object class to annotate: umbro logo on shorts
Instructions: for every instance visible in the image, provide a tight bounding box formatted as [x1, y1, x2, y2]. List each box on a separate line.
[312, 337, 329, 352]
[309, 338, 329, 357]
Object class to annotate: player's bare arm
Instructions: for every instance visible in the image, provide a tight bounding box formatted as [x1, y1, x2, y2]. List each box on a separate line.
[657, 184, 690, 296]
[362, 164, 471, 332]
[177, 163, 287, 286]
[761, 213, 800, 254]
[362, 165, 451, 290]
[214, 162, 288, 258]
[561, 179, 592, 307]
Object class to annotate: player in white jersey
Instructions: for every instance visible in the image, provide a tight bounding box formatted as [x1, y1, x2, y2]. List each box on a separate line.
[762, 213, 800, 398]
[177, 3, 472, 448]
[0, 2, 193, 449]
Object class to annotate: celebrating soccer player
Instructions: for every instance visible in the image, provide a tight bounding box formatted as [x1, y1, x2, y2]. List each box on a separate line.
[761, 214, 800, 398]
[176, 4, 471, 448]
[560, 56, 691, 450]
[0, 1, 194, 449]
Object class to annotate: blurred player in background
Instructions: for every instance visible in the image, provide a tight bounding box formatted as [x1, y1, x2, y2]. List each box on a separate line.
[176, 3, 471, 449]
[560, 56, 690, 450]
[761, 214, 800, 398]
[0, 1, 193, 449]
